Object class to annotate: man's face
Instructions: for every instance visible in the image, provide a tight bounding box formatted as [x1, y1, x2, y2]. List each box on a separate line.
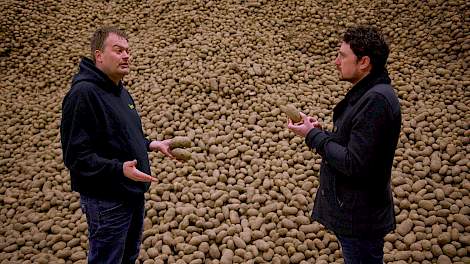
[334, 42, 363, 84]
[95, 33, 130, 82]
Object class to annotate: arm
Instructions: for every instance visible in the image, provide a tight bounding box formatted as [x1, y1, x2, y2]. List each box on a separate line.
[305, 93, 392, 177]
[61, 88, 123, 179]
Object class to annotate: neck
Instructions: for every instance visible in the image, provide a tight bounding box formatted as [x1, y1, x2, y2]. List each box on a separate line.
[351, 70, 370, 85]
[96, 64, 122, 85]
[109, 76, 121, 85]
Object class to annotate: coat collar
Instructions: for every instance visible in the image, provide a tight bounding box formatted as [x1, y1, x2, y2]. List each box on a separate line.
[346, 69, 391, 105]
[333, 69, 391, 119]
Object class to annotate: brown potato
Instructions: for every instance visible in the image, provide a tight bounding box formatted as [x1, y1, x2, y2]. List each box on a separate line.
[280, 104, 302, 123]
[171, 148, 192, 161]
[169, 136, 191, 149]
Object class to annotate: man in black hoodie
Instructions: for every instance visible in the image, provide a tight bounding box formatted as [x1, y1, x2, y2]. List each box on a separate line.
[61, 27, 175, 263]
[288, 26, 401, 263]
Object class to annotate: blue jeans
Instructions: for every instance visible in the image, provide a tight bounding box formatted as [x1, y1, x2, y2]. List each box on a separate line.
[336, 235, 384, 264]
[80, 194, 145, 264]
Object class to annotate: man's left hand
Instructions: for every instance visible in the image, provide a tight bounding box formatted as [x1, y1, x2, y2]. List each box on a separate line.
[150, 140, 175, 159]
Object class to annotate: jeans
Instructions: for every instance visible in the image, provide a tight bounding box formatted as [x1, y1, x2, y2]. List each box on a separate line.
[336, 235, 384, 264]
[80, 194, 145, 264]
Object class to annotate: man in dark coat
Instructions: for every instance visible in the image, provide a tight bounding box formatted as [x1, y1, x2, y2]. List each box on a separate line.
[288, 26, 401, 263]
[61, 27, 176, 263]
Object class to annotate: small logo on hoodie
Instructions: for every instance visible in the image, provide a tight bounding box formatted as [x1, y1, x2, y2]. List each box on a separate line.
[128, 104, 135, 110]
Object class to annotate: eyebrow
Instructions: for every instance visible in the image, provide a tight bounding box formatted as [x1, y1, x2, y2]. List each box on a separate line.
[112, 45, 129, 50]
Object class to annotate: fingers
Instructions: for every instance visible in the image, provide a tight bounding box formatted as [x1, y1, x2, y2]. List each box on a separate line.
[123, 160, 156, 182]
[162, 149, 175, 159]
[123, 160, 137, 171]
[155, 140, 176, 159]
[159, 145, 175, 159]
[299, 112, 318, 123]
[131, 168, 156, 182]
[167, 151, 175, 159]
[161, 139, 172, 145]
[127, 159, 137, 167]
[287, 119, 295, 130]
[300, 112, 311, 123]
[288, 123, 302, 134]
[288, 117, 303, 130]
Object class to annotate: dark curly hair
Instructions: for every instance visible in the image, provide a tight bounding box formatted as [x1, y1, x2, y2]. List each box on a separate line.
[343, 26, 389, 73]
[90, 27, 128, 62]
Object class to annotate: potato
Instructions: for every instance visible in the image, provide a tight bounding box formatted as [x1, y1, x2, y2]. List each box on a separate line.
[280, 104, 302, 123]
[169, 136, 191, 149]
[170, 148, 192, 161]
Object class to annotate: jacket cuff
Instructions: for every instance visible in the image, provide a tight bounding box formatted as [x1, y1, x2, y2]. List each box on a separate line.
[305, 128, 328, 152]
[115, 161, 124, 178]
[145, 138, 152, 152]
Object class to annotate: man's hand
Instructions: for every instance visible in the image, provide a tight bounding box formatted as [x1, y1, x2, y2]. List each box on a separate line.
[149, 140, 175, 159]
[287, 112, 322, 137]
[123, 160, 156, 182]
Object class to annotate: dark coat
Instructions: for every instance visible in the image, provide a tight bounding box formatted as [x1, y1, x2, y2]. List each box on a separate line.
[60, 58, 151, 201]
[305, 70, 401, 238]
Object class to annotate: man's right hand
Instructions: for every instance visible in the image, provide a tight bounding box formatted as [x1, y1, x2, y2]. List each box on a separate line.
[123, 160, 156, 182]
[287, 112, 322, 137]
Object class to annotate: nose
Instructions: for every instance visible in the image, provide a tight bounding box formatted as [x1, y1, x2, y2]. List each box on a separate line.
[122, 50, 130, 60]
[334, 55, 340, 65]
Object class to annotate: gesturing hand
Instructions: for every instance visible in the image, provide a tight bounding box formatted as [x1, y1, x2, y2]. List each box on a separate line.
[123, 160, 156, 182]
[150, 140, 175, 159]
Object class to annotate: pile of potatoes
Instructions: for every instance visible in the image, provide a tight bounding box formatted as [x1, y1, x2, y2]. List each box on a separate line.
[0, 0, 469, 263]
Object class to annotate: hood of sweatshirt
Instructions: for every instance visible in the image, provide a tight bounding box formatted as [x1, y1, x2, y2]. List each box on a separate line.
[72, 57, 123, 95]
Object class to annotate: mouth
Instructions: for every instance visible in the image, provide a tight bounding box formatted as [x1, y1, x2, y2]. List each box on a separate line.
[119, 63, 129, 69]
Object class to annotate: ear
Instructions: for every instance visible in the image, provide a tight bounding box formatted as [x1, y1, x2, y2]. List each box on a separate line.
[359, 56, 371, 71]
[94, 50, 102, 64]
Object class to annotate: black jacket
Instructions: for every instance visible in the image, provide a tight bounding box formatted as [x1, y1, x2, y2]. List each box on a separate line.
[60, 57, 151, 201]
[305, 70, 401, 238]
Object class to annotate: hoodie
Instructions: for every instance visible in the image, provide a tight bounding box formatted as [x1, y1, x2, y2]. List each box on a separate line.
[60, 57, 151, 201]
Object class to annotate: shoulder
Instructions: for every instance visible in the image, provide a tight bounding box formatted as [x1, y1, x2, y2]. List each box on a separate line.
[70, 81, 99, 96]
[65, 81, 102, 102]
[370, 84, 398, 101]
[368, 84, 401, 115]
[63, 82, 102, 110]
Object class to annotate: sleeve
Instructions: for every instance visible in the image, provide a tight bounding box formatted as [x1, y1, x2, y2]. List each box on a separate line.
[305, 92, 391, 178]
[126, 89, 152, 152]
[144, 138, 152, 151]
[60, 86, 124, 179]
